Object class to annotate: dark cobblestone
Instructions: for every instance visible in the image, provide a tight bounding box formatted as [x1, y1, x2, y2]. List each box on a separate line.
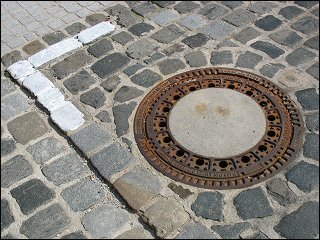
[295, 1, 318, 8]
[234, 187, 273, 220]
[174, 1, 200, 13]
[251, 41, 285, 59]
[201, 21, 235, 39]
[128, 22, 155, 37]
[286, 162, 319, 192]
[111, 31, 134, 45]
[211, 51, 233, 65]
[295, 88, 319, 110]
[255, 15, 282, 31]
[222, 1, 244, 9]
[85, 13, 107, 26]
[11, 179, 54, 215]
[163, 43, 185, 56]
[266, 178, 297, 206]
[80, 87, 106, 109]
[1, 78, 16, 97]
[274, 201, 319, 239]
[259, 64, 284, 78]
[117, 10, 141, 27]
[1, 138, 16, 157]
[95, 111, 111, 123]
[126, 39, 157, 59]
[191, 192, 224, 221]
[158, 59, 186, 75]
[303, 133, 319, 160]
[234, 27, 261, 44]
[185, 51, 207, 67]
[236, 51, 263, 69]
[132, 2, 158, 17]
[291, 16, 319, 34]
[114, 86, 143, 103]
[306, 62, 319, 80]
[131, 69, 162, 87]
[247, 232, 268, 239]
[181, 33, 208, 48]
[176, 222, 217, 239]
[22, 40, 45, 55]
[1, 155, 33, 187]
[211, 222, 251, 239]
[198, 3, 229, 20]
[61, 231, 87, 239]
[304, 35, 319, 50]
[269, 29, 302, 47]
[152, 1, 175, 7]
[101, 75, 121, 92]
[65, 22, 87, 35]
[113, 102, 137, 137]
[20, 204, 70, 239]
[1, 199, 14, 231]
[286, 47, 316, 66]
[248, 2, 277, 14]
[151, 24, 184, 43]
[104, 4, 128, 15]
[42, 31, 66, 45]
[223, 9, 256, 27]
[123, 63, 144, 76]
[306, 113, 319, 132]
[91, 52, 130, 78]
[168, 182, 193, 199]
[64, 70, 96, 95]
[311, 7, 319, 17]
[144, 52, 165, 64]
[1, 50, 22, 67]
[279, 6, 304, 20]
[87, 38, 113, 58]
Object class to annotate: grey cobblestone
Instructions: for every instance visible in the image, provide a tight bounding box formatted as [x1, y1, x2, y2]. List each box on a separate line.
[64, 70, 97, 95]
[114, 86, 143, 103]
[167, 182, 193, 199]
[126, 39, 157, 60]
[222, 1, 243, 9]
[144, 52, 165, 64]
[211, 222, 251, 239]
[42, 31, 66, 45]
[151, 24, 184, 43]
[22, 40, 45, 55]
[211, 51, 233, 65]
[303, 133, 319, 160]
[1, 93, 29, 121]
[1, 199, 14, 231]
[113, 102, 137, 137]
[179, 14, 207, 31]
[1, 79, 16, 98]
[101, 75, 121, 92]
[291, 16, 319, 34]
[181, 33, 208, 48]
[279, 6, 304, 20]
[158, 58, 186, 75]
[115, 227, 151, 239]
[163, 43, 185, 56]
[269, 29, 302, 47]
[185, 51, 207, 67]
[85, 13, 107, 26]
[198, 2, 229, 20]
[295, 1, 318, 9]
[152, 1, 175, 8]
[304, 35, 319, 50]
[311, 7, 319, 17]
[1, 50, 22, 67]
[123, 63, 144, 76]
[80, 87, 106, 109]
[1, 138, 16, 157]
[117, 10, 141, 27]
[131, 69, 162, 87]
[132, 2, 158, 17]
[201, 20, 235, 39]
[266, 178, 297, 206]
[255, 15, 282, 31]
[295, 88, 319, 110]
[176, 222, 217, 239]
[236, 51, 263, 69]
[305, 114, 319, 132]
[104, 4, 128, 16]
[61, 231, 87, 239]
[95, 111, 111, 123]
[111, 31, 134, 45]
[223, 9, 256, 27]
[234, 27, 261, 44]
[128, 23, 155, 37]
[191, 192, 223, 221]
[150, 9, 179, 26]
[306, 62, 319, 80]
[174, 1, 200, 13]
[259, 64, 284, 78]
[65, 22, 87, 35]
[250, 41, 285, 59]
[248, 2, 277, 14]
[87, 38, 113, 58]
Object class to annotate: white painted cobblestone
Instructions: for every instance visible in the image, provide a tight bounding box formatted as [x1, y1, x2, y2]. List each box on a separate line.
[37, 87, 66, 113]
[77, 21, 115, 44]
[28, 37, 82, 67]
[7, 60, 36, 83]
[22, 71, 55, 96]
[50, 102, 85, 131]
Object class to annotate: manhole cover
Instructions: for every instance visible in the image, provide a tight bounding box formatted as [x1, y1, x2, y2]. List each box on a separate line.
[134, 68, 304, 189]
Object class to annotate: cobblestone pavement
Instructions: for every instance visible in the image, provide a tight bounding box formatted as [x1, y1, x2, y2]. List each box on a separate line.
[1, 1, 319, 239]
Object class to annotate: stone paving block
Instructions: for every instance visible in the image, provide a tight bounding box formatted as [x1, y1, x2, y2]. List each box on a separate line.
[295, 1, 318, 8]
[50, 50, 92, 79]
[115, 227, 151, 239]
[236, 51, 262, 69]
[163, 43, 185, 56]
[151, 24, 184, 43]
[234, 187, 273, 220]
[251, 41, 285, 59]
[150, 9, 179, 26]
[306, 62, 319, 80]
[42, 31, 67, 45]
[78, 21, 115, 44]
[126, 39, 157, 60]
[291, 16, 319, 34]
[70, 123, 110, 155]
[223, 9, 256, 27]
[22, 40, 45, 56]
[1, 199, 14, 231]
[274, 201, 319, 239]
[61, 179, 104, 211]
[286, 47, 316, 66]
[1, 138, 16, 157]
[91, 143, 136, 181]
[198, 2, 229, 19]
[80, 87, 106, 109]
[1, 93, 29, 121]
[304, 35, 319, 50]
[143, 197, 189, 238]
[174, 1, 200, 13]
[269, 29, 302, 47]
[234, 27, 261, 44]
[104, 4, 128, 16]
[210, 51, 233, 65]
[128, 22, 155, 37]
[11, 179, 55, 215]
[123, 63, 144, 76]
[42, 153, 88, 185]
[7, 60, 36, 83]
[266, 178, 297, 206]
[295, 88, 319, 110]
[1, 50, 22, 67]
[114, 86, 143, 103]
[181, 33, 208, 48]
[211, 222, 251, 239]
[247, 231, 268, 239]
[179, 14, 207, 31]
[117, 10, 141, 27]
[259, 64, 284, 78]
[167, 182, 193, 199]
[279, 6, 304, 20]
[95, 111, 111, 123]
[113, 102, 137, 137]
[111, 31, 134, 45]
[28, 38, 82, 68]
[87, 38, 113, 58]
[201, 21, 235, 40]
[152, 1, 175, 7]
[185, 51, 207, 67]
[221, 1, 244, 9]
[311, 7, 319, 17]
[131, 69, 162, 88]
[100, 75, 121, 92]
[85, 13, 107, 26]
[65, 22, 87, 35]
[144, 52, 165, 64]
[37, 87, 66, 112]
[1, 78, 16, 98]
[7, 112, 48, 144]
[22, 71, 54, 96]
[306, 114, 319, 132]
[1, 155, 33, 188]
[91, 52, 130, 78]
[255, 15, 282, 31]
[158, 59, 186, 75]
[2, 234, 17, 239]
[176, 221, 217, 239]
[82, 204, 131, 238]
[286, 161, 319, 192]
[248, 2, 277, 14]
[191, 192, 224, 221]
[20, 204, 70, 239]
[60, 231, 87, 239]
[64, 70, 97, 95]
[132, 2, 157, 17]
[26, 137, 65, 164]
[303, 133, 319, 161]
[114, 168, 162, 210]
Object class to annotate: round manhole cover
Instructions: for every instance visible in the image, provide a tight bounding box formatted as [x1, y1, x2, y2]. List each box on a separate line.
[134, 68, 304, 189]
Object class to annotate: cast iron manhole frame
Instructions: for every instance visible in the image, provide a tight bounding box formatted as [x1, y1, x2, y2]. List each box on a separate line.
[134, 67, 304, 189]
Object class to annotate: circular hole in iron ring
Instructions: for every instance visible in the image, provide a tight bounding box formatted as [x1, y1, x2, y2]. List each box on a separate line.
[267, 130, 276, 137]
[176, 149, 184, 156]
[268, 115, 276, 121]
[245, 90, 253, 96]
[260, 101, 268, 107]
[208, 83, 215, 88]
[159, 122, 166, 127]
[173, 95, 180, 100]
[189, 87, 196, 91]
[241, 156, 250, 163]
[219, 161, 228, 168]
[163, 107, 170, 112]
[196, 159, 205, 166]
[228, 84, 235, 89]
[163, 136, 171, 143]
[258, 145, 268, 152]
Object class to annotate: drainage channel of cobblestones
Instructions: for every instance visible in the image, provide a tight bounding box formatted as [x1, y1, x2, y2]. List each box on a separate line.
[1, 1, 319, 239]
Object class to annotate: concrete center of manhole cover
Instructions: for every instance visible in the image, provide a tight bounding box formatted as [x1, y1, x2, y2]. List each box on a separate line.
[169, 88, 266, 158]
